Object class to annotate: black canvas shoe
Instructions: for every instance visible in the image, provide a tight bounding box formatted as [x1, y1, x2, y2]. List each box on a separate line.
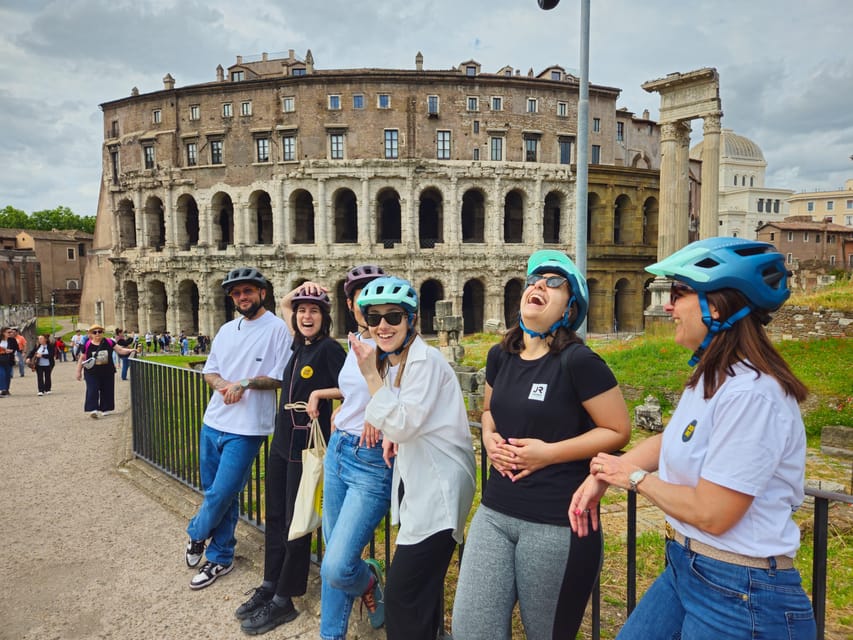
[240, 599, 298, 635]
[235, 586, 274, 620]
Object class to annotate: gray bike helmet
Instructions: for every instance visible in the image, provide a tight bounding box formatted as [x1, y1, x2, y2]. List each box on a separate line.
[221, 266, 269, 291]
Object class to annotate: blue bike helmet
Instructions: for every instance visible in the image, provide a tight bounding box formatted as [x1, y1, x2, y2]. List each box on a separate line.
[523, 250, 589, 335]
[356, 277, 419, 314]
[646, 237, 790, 365]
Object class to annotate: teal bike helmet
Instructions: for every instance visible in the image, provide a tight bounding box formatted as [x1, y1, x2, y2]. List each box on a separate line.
[523, 250, 589, 335]
[646, 237, 790, 365]
[357, 277, 418, 314]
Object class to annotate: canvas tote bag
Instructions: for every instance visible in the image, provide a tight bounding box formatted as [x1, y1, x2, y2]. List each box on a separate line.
[286, 401, 327, 540]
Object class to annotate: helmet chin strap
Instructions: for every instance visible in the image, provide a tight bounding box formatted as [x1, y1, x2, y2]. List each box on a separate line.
[519, 296, 575, 339]
[688, 293, 752, 366]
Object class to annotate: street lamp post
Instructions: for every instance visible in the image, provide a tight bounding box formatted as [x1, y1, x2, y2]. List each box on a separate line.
[50, 291, 56, 338]
[538, 0, 590, 337]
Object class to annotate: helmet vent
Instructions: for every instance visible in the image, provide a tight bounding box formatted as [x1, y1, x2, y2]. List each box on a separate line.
[695, 258, 719, 269]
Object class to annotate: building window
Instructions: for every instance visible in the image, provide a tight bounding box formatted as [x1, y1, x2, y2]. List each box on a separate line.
[240, 101, 252, 116]
[550, 70, 561, 81]
[283, 97, 295, 112]
[152, 109, 161, 124]
[591, 145, 601, 164]
[466, 65, 477, 77]
[734, 175, 738, 186]
[189, 104, 200, 121]
[384, 130, 399, 159]
[750, 176, 754, 186]
[330, 133, 344, 159]
[78, 243, 86, 258]
[807, 201, 814, 212]
[527, 98, 538, 113]
[846, 215, 853, 226]
[231, 70, 244, 81]
[353, 94, 364, 109]
[803, 232, 809, 242]
[786, 253, 793, 264]
[757, 198, 764, 213]
[827, 200, 834, 211]
[473, 121, 479, 134]
[830, 255, 836, 266]
[291, 67, 306, 76]
[186, 142, 197, 166]
[787, 231, 794, 241]
[427, 95, 439, 115]
[143, 145, 155, 169]
[828, 234, 837, 244]
[328, 95, 341, 110]
[815, 233, 822, 243]
[491, 96, 503, 111]
[377, 94, 391, 109]
[256, 138, 270, 163]
[616, 122, 624, 142]
[282, 135, 296, 161]
[67, 248, 75, 260]
[593, 117, 601, 132]
[222, 102, 233, 118]
[557, 101, 568, 117]
[774, 199, 780, 213]
[467, 96, 479, 111]
[210, 140, 223, 164]
[846, 199, 853, 210]
[490, 137, 503, 161]
[110, 149, 120, 183]
[110, 120, 119, 138]
[525, 137, 539, 162]
[770, 232, 775, 241]
[473, 148, 480, 161]
[559, 138, 572, 165]
[437, 131, 451, 160]
[742, 176, 746, 186]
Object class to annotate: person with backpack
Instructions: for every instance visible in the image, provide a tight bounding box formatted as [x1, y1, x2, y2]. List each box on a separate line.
[451, 250, 631, 640]
[75, 324, 139, 418]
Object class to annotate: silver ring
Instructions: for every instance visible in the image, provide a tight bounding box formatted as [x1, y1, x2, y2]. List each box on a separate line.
[583, 509, 590, 513]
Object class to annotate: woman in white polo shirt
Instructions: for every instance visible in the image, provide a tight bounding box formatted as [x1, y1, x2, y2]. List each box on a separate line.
[570, 237, 816, 640]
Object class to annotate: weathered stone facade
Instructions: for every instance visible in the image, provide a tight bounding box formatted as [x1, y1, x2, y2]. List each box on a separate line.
[81, 51, 661, 337]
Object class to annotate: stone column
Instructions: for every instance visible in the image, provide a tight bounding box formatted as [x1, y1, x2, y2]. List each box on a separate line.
[135, 192, 147, 248]
[656, 122, 679, 260]
[700, 113, 722, 239]
[164, 185, 175, 248]
[674, 121, 692, 251]
[360, 177, 370, 251]
[273, 178, 286, 246]
[316, 178, 328, 253]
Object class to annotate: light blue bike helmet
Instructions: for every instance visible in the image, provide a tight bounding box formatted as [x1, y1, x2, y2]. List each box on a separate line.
[523, 250, 589, 335]
[356, 276, 419, 314]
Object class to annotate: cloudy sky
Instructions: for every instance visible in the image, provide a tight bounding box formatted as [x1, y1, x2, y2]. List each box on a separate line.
[2, 0, 852, 217]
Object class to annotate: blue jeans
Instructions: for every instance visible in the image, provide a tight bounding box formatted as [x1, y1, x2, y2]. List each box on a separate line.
[0, 361, 11, 392]
[120, 355, 131, 380]
[320, 431, 392, 640]
[618, 539, 816, 640]
[186, 424, 265, 566]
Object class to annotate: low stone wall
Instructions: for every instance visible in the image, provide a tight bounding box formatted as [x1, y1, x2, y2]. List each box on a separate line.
[767, 306, 853, 340]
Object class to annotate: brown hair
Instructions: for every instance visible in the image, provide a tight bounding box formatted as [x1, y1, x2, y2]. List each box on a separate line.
[688, 289, 808, 402]
[375, 317, 419, 388]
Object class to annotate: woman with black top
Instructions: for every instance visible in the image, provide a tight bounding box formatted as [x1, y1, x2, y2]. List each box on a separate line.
[452, 250, 631, 640]
[26, 333, 55, 396]
[237, 284, 346, 636]
[0, 326, 19, 397]
[75, 324, 138, 417]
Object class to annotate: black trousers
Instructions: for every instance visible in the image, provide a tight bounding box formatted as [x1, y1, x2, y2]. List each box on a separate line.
[386, 528, 456, 640]
[263, 446, 311, 598]
[36, 365, 52, 393]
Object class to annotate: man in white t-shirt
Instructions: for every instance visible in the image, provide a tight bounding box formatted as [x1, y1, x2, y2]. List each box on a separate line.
[185, 267, 292, 590]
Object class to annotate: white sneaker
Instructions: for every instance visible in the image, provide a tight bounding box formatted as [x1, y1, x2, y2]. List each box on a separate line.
[189, 561, 233, 590]
[38, 392, 44, 396]
[101, 411, 114, 416]
[89, 411, 100, 419]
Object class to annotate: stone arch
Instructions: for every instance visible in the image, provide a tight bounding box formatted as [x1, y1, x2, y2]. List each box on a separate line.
[461, 188, 486, 243]
[543, 191, 562, 244]
[123, 280, 139, 332]
[175, 193, 199, 250]
[333, 187, 358, 243]
[631, 152, 652, 169]
[613, 278, 631, 333]
[116, 198, 136, 249]
[419, 279, 444, 334]
[642, 196, 659, 245]
[503, 189, 524, 243]
[249, 190, 273, 245]
[211, 192, 234, 250]
[177, 279, 200, 334]
[418, 187, 444, 248]
[376, 188, 402, 247]
[148, 280, 168, 332]
[614, 194, 631, 245]
[462, 279, 485, 334]
[144, 195, 166, 250]
[503, 278, 523, 329]
[291, 189, 315, 244]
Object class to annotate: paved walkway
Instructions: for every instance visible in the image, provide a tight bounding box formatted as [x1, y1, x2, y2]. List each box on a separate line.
[0, 360, 381, 640]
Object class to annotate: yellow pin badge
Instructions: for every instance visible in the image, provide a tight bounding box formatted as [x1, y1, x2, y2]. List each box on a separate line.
[300, 365, 314, 379]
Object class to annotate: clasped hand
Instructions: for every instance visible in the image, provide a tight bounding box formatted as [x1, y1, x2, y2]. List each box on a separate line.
[484, 431, 550, 482]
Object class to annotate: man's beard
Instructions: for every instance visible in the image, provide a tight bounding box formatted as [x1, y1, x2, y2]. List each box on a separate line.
[237, 300, 262, 318]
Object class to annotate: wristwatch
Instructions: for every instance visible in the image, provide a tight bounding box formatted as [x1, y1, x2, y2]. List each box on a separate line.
[240, 378, 251, 390]
[629, 469, 649, 492]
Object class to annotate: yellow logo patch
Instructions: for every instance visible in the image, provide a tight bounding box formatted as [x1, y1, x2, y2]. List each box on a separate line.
[300, 365, 314, 379]
[681, 419, 697, 442]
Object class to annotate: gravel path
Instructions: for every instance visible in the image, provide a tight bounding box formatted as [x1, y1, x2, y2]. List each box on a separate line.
[0, 360, 380, 640]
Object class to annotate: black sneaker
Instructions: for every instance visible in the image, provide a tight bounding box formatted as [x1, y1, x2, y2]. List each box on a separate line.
[189, 561, 233, 590]
[235, 586, 274, 620]
[185, 538, 206, 568]
[240, 599, 298, 635]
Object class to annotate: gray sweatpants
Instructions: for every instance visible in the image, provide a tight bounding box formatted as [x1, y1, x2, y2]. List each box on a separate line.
[451, 505, 572, 640]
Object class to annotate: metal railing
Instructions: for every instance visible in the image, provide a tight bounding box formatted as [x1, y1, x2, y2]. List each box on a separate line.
[129, 358, 850, 639]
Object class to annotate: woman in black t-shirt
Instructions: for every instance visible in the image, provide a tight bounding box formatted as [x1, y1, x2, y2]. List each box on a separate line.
[452, 250, 631, 640]
[75, 324, 138, 417]
[0, 326, 19, 396]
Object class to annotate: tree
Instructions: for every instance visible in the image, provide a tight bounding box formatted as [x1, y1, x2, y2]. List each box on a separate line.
[0, 205, 95, 234]
[0, 205, 29, 229]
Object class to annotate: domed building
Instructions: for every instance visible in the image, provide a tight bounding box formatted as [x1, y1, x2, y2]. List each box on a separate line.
[690, 129, 792, 239]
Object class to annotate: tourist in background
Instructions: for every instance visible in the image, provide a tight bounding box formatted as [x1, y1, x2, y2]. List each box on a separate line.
[350, 276, 476, 640]
[75, 324, 138, 418]
[12, 328, 27, 377]
[70, 329, 84, 360]
[115, 328, 134, 381]
[54, 336, 67, 362]
[452, 250, 631, 640]
[26, 334, 55, 396]
[236, 283, 345, 635]
[317, 264, 392, 639]
[0, 326, 19, 397]
[185, 267, 291, 590]
[570, 237, 816, 640]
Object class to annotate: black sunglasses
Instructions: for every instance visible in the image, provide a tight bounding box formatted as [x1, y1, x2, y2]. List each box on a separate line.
[526, 274, 568, 288]
[365, 311, 406, 327]
[669, 282, 696, 305]
[91, 330, 104, 335]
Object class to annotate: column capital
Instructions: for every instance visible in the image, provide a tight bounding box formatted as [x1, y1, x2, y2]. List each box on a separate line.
[703, 113, 723, 134]
[674, 120, 692, 146]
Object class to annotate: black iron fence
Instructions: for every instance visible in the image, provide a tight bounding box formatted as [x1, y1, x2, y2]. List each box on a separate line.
[129, 358, 851, 639]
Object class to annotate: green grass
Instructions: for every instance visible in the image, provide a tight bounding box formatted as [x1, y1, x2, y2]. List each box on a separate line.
[789, 275, 853, 311]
